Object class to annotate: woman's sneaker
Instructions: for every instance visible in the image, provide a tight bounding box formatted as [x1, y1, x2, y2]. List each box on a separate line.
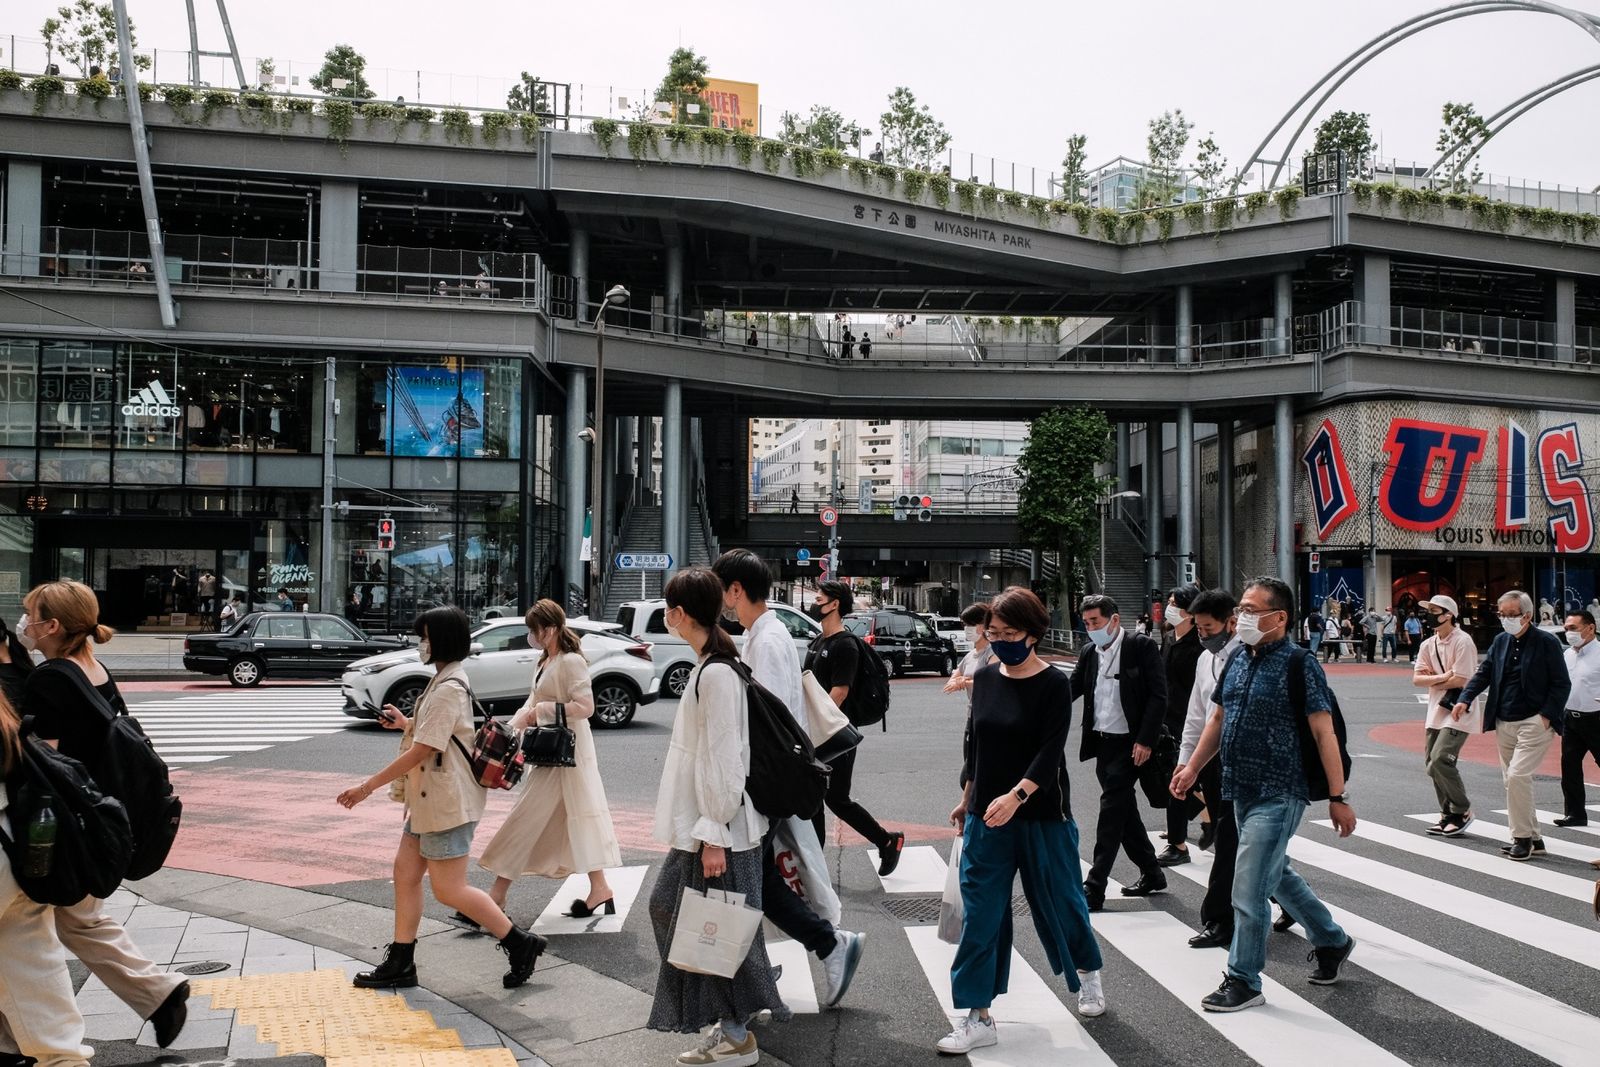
[936, 1014, 998, 1055]
[1438, 812, 1473, 837]
[677, 1027, 759, 1067]
[1077, 969, 1106, 1017]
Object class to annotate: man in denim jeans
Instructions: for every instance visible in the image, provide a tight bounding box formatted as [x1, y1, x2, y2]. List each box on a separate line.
[1171, 576, 1357, 1012]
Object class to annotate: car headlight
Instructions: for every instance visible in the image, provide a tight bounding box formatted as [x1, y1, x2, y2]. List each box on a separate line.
[357, 664, 383, 674]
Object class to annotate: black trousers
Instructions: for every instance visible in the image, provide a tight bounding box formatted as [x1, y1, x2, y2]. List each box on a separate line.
[1364, 635, 1377, 663]
[812, 746, 891, 850]
[760, 824, 836, 957]
[1084, 733, 1160, 893]
[1560, 711, 1600, 819]
[1198, 759, 1238, 928]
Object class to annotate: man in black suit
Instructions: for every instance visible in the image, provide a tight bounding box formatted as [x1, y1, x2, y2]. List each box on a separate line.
[1454, 589, 1571, 861]
[1072, 593, 1169, 910]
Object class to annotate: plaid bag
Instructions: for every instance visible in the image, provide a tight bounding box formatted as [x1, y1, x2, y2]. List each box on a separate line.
[451, 718, 525, 791]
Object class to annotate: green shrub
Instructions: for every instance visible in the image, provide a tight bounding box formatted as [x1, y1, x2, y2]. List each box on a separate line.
[28, 75, 66, 114]
[732, 131, 756, 165]
[517, 112, 544, 141]
[759, 139, 786, 171]
[0, 69, 24, 91]
[664, 124, 699, 151]
[979, 184, 999, 209]
[818, 147, 846, 172]
[848, 156, 873, 187]
[1026, 195, 1050, 224]
[901, 169, 928, 202]
[1120, 212, 1148, 242]
[790, 145, 817, 177]
[956, 180, 978, 214]
[76, 75, 113, 100]
[199, 89, 236, 122]
[1243, 190, 1270, 221]
[927, 172, 951, 209]
[1094, 207, 1120, 242]
[321, 99, 355, 143]
[1069, 202, 1093, 234]
[1001, 190, 1026, 211]
[239, 90, 277, 112]
[440, 107, 473, 144]
[480, 111, 514, 144]
[591, 117, 618, 154]
[1273, 185, 1303, 220]
[1181, 201, 1206, 230]
[874, 162, 898, 190]
[1152, 207, 1174, 243]
[285, 97, 314, 113]
[159, 83, 194, 107]
[1211, 196, 1237, 230]
[359, 100, 402, 123]
[700, 126, 731, 153]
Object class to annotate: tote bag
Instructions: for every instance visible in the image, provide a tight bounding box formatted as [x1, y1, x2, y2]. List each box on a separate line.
[800, 670, 863, 765]
[937, 836, 964, 944]
[667, 885, 763, 978]
[773, 816, 842, 925]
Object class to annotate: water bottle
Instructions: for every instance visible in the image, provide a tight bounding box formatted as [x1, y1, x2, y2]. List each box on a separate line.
[24, 807, 56, 879]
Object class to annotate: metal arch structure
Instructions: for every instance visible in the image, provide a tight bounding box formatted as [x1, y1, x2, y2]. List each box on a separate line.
[1240, 0, 1600, 190]
[1427, 63, 1600, 180]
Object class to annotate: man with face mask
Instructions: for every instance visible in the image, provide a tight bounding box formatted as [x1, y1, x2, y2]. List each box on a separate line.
[1070, 594, 1169, 912]
[1413, 596, 1479, 837]
[1453, 590, 1571, 860]
[1554, 611, 1599, 828]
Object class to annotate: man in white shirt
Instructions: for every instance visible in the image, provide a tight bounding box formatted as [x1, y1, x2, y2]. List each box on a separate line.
[713, 550, 865, 1008]
[1557, 610, 1600, 827]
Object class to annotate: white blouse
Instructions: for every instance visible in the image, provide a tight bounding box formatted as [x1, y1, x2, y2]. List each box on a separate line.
[653, 657, 766, 853]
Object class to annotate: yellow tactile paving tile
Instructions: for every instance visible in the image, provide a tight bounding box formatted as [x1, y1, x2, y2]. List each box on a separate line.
[188, 970, 516, 1066]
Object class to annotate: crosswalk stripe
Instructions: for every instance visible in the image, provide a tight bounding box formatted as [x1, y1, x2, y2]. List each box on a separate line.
[1171, 843, 1600, 1067]
[766, 938, 821, 1015]
[164, 755, 227, 764]
[129, 692, 359, 764]
[530, 865, 649, 936]
[143, 744, 271, 753]
[904, 925, 1115, 1066]
[1313, 819, 1599, 903]
[1517, 809, 1600, 837]
[1286, 834, 1600, 968]
[1403, 812, 1600, 863]
[873, 844, 952, 895]
[142, 732, 340, 739]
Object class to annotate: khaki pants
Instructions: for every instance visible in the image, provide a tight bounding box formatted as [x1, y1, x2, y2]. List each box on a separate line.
[1424, 726, 1472, 816]
[0, 854, 92, 1067]
[54, 894, 185, 1019]
[1496, 718, 1556, 841]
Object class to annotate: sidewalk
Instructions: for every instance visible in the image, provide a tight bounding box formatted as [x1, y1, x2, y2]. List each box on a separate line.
[102, 869, 800, 1067]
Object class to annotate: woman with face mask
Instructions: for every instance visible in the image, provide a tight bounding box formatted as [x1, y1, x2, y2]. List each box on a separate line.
[476, 598, 620, 921]
[18, 580, 191, 1047]
[943, 602, 995, 697]
[937, 586, 1104, 1056]
[0, 615, 35, 708]
[336, 606, 546, 991]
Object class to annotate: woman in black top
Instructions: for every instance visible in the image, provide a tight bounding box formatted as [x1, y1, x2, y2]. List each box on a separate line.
[18, 580, 191, 1048]
[0, 616, 33, 708]
[936, 587, 1104, 1057]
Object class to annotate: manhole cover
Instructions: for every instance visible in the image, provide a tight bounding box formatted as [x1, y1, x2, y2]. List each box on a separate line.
[878, 896, 1030, 924]
[174, 961, 231, 975]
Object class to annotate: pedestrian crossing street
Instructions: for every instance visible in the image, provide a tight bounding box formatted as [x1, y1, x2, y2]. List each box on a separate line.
[516, 808, 1600, 1067]
[132, 689, 355, 764]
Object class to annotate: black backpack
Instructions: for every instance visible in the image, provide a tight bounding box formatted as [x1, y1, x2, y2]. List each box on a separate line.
[1218, 645, 1352, 802]
[697, 654, 830, 820]
[829, 634, 892, 731]
[42, 661, 182, 880]
[0, 725, 134, 905]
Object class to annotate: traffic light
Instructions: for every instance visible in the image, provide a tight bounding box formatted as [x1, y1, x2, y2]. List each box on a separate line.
[917, 494, 933, 523]
[1308, 551, 1321, 574]
[893, 493, 914, 521]
[377, 517, 396, 551]
[1181, 559, 1196, 584]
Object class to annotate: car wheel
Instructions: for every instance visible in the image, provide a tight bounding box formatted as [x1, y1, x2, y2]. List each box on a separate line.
[890, 655, 905, 678]
[228, 656, 263, 687]
[939, 653, 954, 677]
[662, 662, 694, 699]
[592, 680, 639, 728]
[385, 679, 427, 718]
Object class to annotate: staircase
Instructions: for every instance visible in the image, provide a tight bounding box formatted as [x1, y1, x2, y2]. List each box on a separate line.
[1098, 515, 1154, 619]
[600, 505, 664, 622]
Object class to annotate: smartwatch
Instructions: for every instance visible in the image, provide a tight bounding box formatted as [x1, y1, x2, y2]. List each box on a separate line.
[1013, 786, 1029, 803]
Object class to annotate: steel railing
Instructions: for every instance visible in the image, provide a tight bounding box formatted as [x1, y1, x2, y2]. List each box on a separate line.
[1319, 300, 1597, 366]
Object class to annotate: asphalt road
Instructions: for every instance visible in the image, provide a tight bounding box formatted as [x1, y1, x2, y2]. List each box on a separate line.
[123, 660, 1600, 1067]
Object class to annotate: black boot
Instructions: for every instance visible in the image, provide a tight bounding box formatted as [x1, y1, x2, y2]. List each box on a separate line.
[500, 925, 548, 988]
[354, 941, 418, 989]
[150, 981, 190, 1049]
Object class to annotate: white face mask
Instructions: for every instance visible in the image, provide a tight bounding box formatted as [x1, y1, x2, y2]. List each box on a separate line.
[964, 625, 980, 643]
[1087, 622, 1117, 649]
[417, 639, 431, 663]
[1235, 612, 1265, 646]
[15, 614, 36, 653]
[1500, 616, 1526, 636]
[1567, 629, 1587, 648]
[1164, 604, 1185, 629]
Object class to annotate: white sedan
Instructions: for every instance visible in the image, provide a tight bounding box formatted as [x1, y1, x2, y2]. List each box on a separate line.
[340, 617, 660, 729]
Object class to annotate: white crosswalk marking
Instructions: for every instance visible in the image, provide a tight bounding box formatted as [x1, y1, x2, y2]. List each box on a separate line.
[131, 689, 354, 764]
[766, 938, 821, 1015]
[871, 844, 950, 894]
[1403, 812, 1600, 863]
[1518, 809, 1600, 837]
[530, 865, 648, 936]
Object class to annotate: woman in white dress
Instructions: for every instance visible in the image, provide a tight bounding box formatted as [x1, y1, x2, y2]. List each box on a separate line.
[478, 599, 621, 917]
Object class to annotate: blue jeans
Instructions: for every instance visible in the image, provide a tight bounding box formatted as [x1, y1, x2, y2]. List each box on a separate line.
[1308, 632, 1323, 654]
[1382, 634, 1397, 658]
[1227, 796, 1345, 991]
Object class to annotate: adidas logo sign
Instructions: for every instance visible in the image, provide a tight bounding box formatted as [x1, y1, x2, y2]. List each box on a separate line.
[122, 379, 182, 419]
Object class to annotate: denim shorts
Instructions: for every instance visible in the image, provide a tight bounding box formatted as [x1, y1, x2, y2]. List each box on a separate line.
[403, 819, 478, 861]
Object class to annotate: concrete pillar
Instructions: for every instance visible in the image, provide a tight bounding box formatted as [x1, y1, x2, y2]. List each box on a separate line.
[1115, 422, 1132, 495]
[1144, 420, 1164, 598]
[1274, 398, 1295, 580]
[617, 416, 638, 503]
[1, 161, 43, 276]
[1175, 284, 1194, 365]
[1272, 272, 1293, 356]
[1029, 550, 1042, 583]
[601, 413, 617, 568]
[640, 416, 658, 506]
[1176, 404, 1195, 575]
[1217, 420, 1235, 590]
[1356, 253, 1390, 346]
[1548, 276, 1577, 363]
[571, 227, 590, 320]
[682, 417, 698, 562]
[665, 243, 684, 335]
[563, 368, 588, 601]
[662, 383, 684, 569]
[318, 180, 359, 292]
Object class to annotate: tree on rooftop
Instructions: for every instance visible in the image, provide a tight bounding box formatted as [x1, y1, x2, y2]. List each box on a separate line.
[778, 105, 870, 150]
[1192, 133, 1228, 200]
[1015, 405, 1112, 626]
[878, 87, 951, 171]
[656, 46, 711, 126]
[507, 72, 550, 114]
[41, 0, 150, 78]
[1138, 108, 1193, 209]
[1436, 101, 1489, 192]
[309, 44, 375, 99]
[1059, 133, 1090, 203]
[1311, 110, 1376, 165]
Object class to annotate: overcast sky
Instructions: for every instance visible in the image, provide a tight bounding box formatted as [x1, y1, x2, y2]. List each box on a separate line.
[8, 0, 1597, 188]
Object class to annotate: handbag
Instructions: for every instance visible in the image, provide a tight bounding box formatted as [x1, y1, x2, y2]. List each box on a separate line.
[1137, 730, 1180, 809]
[800, 670, 863, 765]
[667, 882, 763, 978]
[521, 701, 578, 768]
[453, 718, 525, 790]
[937, 835, 964, 944]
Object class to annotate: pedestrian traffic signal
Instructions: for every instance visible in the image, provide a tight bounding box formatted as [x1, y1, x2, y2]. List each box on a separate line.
[1181, 560, 1196, 584]
[893, 492, 914, 521]
[377, 517, 396, 551]
[917, 494, 933, 522]
[1308, 551, 1321, 574]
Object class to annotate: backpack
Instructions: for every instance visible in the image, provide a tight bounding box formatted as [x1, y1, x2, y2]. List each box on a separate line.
[42, 661, 182, 881]
[696, 654, 830, 820]
[827, 634, 891, 731]
[1218, 645, 1352, 802]
[0, 725, 134, 905]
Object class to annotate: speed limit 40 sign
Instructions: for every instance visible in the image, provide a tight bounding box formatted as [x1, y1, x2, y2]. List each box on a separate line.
[819, 506, 838, 527]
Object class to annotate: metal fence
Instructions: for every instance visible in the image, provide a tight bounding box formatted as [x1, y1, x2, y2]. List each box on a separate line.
[1318, 300, 1597, 365]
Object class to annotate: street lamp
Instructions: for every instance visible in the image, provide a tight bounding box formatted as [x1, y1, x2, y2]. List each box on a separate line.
[1100, 490, 1141, 596]
[588, 283, 629, 617]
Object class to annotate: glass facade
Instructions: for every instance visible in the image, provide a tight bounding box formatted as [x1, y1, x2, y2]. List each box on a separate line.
[0, 338, 564, 632]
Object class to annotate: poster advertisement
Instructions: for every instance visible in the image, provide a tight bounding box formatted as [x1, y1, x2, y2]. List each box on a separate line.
[389, 366, 484, 457]
[701, 78, 758, 132]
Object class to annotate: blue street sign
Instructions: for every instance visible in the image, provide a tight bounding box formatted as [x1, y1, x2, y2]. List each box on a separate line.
[796, 548, 811, 562]
[615, 553, 674, 571]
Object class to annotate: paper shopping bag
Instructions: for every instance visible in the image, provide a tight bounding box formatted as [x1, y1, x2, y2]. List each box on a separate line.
[937, 835, 964, 945]
[774, 816, 842, 925]
[667, 886, 762, 978]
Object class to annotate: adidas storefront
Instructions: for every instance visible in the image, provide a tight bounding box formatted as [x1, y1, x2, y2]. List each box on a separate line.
[0, 338, 563, 632]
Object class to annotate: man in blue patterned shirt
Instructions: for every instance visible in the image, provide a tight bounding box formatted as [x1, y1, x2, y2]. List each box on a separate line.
[1171, 576, 1357, 1013]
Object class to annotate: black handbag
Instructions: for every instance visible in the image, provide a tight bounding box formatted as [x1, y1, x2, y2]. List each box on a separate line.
[521, 700, 577, 768]
[1137, 730, 1180, 809]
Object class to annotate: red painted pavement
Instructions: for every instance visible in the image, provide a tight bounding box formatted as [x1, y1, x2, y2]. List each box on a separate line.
[162, 767, 956, 887]
[1367, 720, 1600, 783]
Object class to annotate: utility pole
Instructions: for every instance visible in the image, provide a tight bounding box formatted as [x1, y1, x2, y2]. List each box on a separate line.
[828, 447, 840, 576]
[1368, 460, 1379, 610]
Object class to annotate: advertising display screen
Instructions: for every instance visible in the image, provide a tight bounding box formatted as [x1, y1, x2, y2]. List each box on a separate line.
[389, 366, 484, 457]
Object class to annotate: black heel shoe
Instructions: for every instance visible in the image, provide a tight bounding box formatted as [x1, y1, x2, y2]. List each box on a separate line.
[565, 896, 616, 918]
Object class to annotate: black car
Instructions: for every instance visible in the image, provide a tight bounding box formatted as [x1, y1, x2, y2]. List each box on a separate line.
[184, 611, 408, 687]
[844, 609, 955, 677]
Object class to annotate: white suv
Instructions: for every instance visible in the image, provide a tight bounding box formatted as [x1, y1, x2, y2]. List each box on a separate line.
[615, 599, 821, 699]
[340, 617, 659, 728]
[926, 615, 972, 655]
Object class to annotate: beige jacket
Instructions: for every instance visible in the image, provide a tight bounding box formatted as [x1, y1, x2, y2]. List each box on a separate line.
[400, 661, 486, 833]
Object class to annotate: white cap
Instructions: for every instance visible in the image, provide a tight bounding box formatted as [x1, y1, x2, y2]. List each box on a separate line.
[1424, 595, 1459, 617]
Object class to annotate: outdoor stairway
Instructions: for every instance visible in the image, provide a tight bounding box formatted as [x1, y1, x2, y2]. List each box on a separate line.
[601, 505, 664, 622]
[1099, 515, 1154, 620]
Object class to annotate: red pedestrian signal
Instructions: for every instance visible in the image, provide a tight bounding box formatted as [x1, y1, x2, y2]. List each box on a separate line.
[377, 517, 396, 551]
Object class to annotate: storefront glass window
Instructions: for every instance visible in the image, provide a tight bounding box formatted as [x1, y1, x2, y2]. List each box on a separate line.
[246, 363, 316, 453]
[0, 341, 38, 446]
[38, 341, 115, 447]
[116, 346, 183, 451]
[471, 358, 522, 460]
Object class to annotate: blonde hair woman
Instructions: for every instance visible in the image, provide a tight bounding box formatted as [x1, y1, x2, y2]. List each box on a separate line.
[477, 599, 621, 918]
[19, 579, 190, 1047]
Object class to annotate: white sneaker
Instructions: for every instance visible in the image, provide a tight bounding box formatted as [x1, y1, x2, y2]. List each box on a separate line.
[936, 1014, 998, 1055]
[676, 1027, 759, 1067]
[820, 930, 864, 1008]
[1077, 969, 1106, 1017]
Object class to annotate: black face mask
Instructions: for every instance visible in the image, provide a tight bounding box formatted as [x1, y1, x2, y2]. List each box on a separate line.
[806, 603, 835, 622]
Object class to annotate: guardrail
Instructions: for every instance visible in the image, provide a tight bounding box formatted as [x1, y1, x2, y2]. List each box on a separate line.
[1319, 300, 1596, 366]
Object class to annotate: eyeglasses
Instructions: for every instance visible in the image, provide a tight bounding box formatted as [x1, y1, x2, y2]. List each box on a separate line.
[984, 627, 1026, 642]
